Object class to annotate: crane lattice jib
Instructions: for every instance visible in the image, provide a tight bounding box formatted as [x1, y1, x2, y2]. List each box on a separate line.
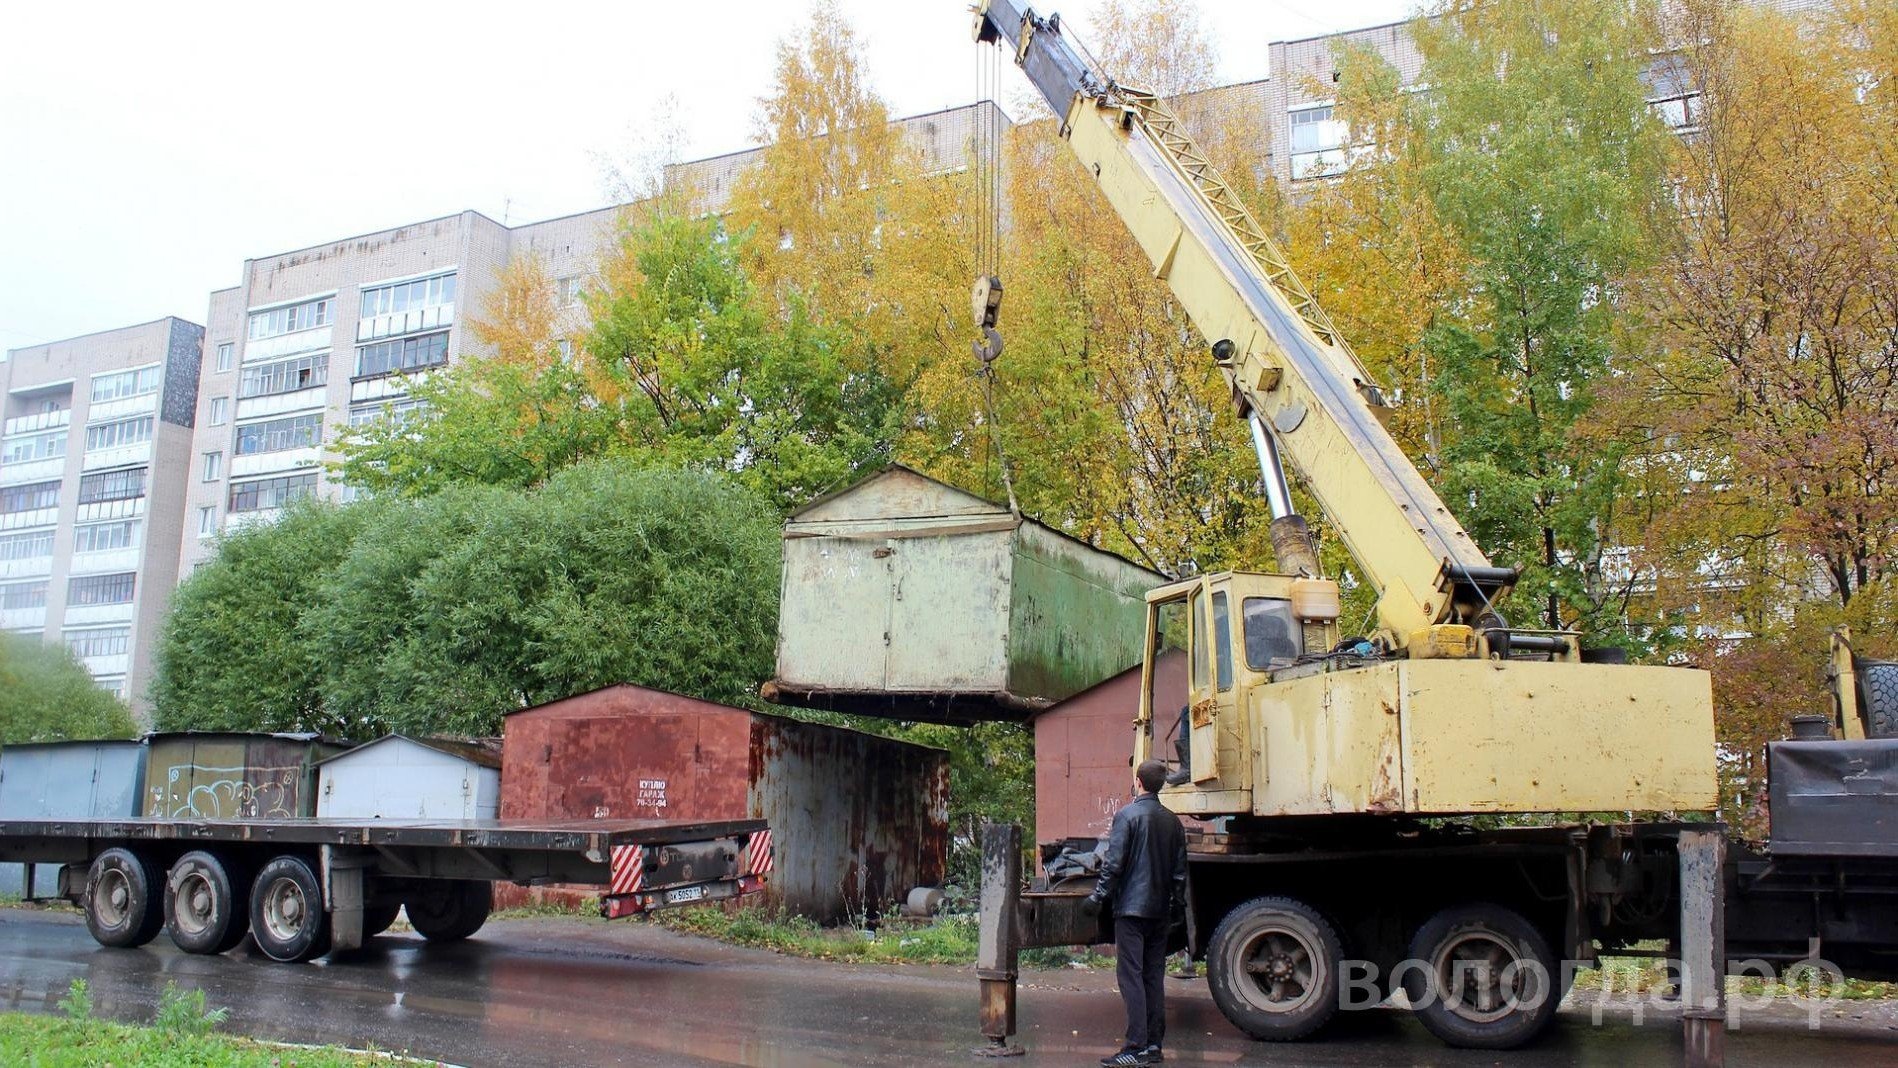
[976, 0, 1503, 642]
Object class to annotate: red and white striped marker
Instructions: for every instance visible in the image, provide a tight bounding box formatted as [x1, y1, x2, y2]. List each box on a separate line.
[745, 830, 774, 877]
[609, 844, 646, 896]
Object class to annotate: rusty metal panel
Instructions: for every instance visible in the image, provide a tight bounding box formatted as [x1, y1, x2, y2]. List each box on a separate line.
[748, 715, 948, 923]
[142, 732, 347, 818]
[498, 683, 948, 921]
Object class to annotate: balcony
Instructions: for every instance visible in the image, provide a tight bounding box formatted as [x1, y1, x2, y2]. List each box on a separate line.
[83, 442, 152, 472]
[3, 409, 70, 436]
[223, 508, 282, 533]
[70, 547, 141, 575]
[80, 652, 131, 678]
[357, 303, 453, 343]
[0, 457, 66, 485]
[65, 601, 135, 627]
[236, 386, 329, 422]
[231, 447, 322, 479]
[74, 497, 144, 524]
[0, 555, 53, 580]
[244, 327, 332, 364]
[0, 507, 58, 531]
[0, 606, 46, 630]
[86, 392, 159, 424]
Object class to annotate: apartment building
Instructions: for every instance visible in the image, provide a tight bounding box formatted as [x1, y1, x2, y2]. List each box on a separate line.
[1, 318, 203, 706]
[175, 208, 621, 573]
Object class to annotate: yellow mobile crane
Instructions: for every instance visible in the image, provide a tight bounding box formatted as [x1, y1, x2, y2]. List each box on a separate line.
[968, 1, 1726, 1055]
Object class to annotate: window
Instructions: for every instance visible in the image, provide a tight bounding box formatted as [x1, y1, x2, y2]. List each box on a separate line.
[84, 416, 154, 452]
[202, 451, 223, 481]
[1650, 93, 1701, 131]
[1190, 588, 1209, 692]
[555, 276, 585, 308]
[1, 481, 60, 514]
[228, 472, 317, 513]
[197, 506, 217, 537]
[1, 580, 48, 611]
[89, 365, 162, 404]
[238, 354, 329, 399]
[209, 396, 229, 425]
[1211, 591, 1234, 691]
[234, 413, 322, 455]
[73, 520, 140, 553]
[77, 467, 147, 504]
[347, 397, 427, 427]
[1289, 104, 1350, 179]
[247, 297, 332, 341]
[68, 572, 135, 606]
[359, 273, 456, 319]
[1242, 597, 1302, 670]
[65, 627, 130, 658]
[0, 530, 54, 562]
[1, 429, 66, 464]
[215, 342, 235, 372]
[355, 331, 450, 378]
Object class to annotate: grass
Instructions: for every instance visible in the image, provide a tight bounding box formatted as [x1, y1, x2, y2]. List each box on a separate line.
[653, 905, 1113, 969]
[1572, 951, 1898, 1001]
[0, 981, 407, 1066]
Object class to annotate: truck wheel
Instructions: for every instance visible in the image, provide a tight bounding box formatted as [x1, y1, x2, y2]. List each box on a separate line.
[165, 851, 251, 954]
[1402, 903, 1559, 1050]
[406, 880, 492, 942]
[363, 902, 402, 938]
[1205, 896, 1343, 1041]
[249, 856, 330, 963]
[83, 848, 165, 948]
[1861, 661, 1898, 738]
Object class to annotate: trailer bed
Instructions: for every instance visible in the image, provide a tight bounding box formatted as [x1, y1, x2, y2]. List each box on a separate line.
[0, 815, 765, 853]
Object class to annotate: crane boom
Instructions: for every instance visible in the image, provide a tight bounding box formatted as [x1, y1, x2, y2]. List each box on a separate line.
[975, 0, 1513, 646]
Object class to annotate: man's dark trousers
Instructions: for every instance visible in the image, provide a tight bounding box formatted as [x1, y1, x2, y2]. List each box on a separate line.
[1114, 914, 1168, 1050]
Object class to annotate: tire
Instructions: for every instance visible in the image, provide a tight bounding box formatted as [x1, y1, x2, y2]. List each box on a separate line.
[1401, 903, 1559, 1050]
[83, 847, 165, 949]
[1205, 895, 1344, 1041]
[249, 856, 330, 963]
[1860, 661, 1898, 738]
[406, 880, 492, 943]
[363, 902, 402, 938]
[164, 851, 251, 955]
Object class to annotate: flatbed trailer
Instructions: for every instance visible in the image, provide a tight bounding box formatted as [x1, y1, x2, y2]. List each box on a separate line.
[0, 814, 770, 962]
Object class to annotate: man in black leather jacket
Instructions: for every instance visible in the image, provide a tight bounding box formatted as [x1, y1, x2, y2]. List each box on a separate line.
[1084, 759, 1188, 1066]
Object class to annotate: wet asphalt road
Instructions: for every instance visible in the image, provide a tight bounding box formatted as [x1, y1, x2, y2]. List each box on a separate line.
[4, 907, 1897, 1067]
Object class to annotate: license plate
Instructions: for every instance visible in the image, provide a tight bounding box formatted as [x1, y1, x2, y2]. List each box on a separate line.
[666, 884, 706, 905]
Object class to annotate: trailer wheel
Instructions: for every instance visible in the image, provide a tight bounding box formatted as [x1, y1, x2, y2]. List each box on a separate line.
[249, 856, 330, 963]
[165, 851, 251, 955]
[1205, 896, 1343, 1041]
[1861, 661, 1898, 738]
[1402, 903, 1559, 1050]
[83, 848, 165, 949]
[363, 903, 402, 938]
[406, 880, 492, 943]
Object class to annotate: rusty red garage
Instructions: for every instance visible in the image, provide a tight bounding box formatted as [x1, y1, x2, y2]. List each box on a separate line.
[500, 684, 948, 923]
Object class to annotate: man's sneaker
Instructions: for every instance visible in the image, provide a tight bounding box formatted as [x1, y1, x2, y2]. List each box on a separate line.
[1098, 1049, 1150, 1067]
[1140, 1046, 1164, 1063]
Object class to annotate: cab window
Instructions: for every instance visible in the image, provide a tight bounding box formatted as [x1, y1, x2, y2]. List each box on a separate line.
[1243, 597, 1301, 670]
[1189, 589, 1209, 692]
[1212, 591, 1234, 691]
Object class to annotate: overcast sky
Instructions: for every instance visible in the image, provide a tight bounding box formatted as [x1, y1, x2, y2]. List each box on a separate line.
[0, 0, 1414, 350]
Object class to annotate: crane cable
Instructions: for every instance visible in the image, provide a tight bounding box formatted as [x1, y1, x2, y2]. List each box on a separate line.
[971, 38, 1019, 517]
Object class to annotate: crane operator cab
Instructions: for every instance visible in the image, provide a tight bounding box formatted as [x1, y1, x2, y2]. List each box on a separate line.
[1132, 570, 1718, 822]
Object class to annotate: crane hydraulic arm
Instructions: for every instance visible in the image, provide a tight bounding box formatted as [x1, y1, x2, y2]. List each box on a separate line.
[974, 0, 1515, 650]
